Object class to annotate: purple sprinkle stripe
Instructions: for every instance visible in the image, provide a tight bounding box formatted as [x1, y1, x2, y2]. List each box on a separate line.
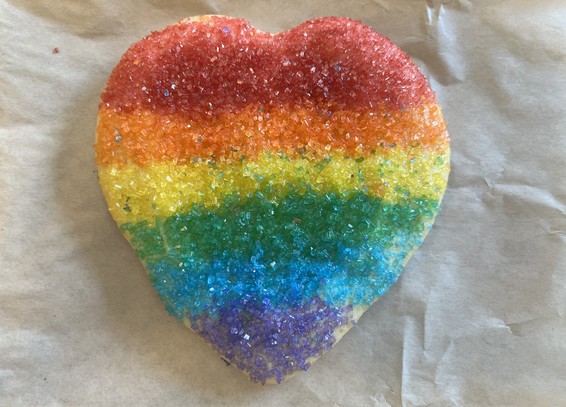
[189, 296, 352, 383]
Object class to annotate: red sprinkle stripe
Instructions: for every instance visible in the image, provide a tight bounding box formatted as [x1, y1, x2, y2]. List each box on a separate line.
[101, 16, 435, 116]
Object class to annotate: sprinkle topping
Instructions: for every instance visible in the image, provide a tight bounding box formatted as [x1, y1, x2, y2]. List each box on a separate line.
[95, 16, 450, 384]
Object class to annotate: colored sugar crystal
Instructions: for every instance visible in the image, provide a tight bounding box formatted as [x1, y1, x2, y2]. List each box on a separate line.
[95, 16, 450, 383]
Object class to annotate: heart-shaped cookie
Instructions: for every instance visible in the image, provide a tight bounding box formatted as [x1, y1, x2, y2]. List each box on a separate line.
[95, 16, 449, 383]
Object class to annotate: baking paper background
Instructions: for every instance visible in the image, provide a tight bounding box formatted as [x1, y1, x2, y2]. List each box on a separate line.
[1, 0, 565, 405]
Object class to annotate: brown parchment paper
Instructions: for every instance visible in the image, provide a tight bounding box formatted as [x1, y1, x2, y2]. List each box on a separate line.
[1, 1, 565, 406]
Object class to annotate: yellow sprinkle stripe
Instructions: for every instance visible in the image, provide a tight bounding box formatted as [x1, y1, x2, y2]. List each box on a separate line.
[99, 147, 450, 226]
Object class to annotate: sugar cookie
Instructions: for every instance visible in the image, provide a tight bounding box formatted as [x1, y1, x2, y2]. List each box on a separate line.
[95, 16, 450, 383]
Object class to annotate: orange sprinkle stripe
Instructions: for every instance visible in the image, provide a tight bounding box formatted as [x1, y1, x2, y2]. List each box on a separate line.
[96, 102, 448, 166]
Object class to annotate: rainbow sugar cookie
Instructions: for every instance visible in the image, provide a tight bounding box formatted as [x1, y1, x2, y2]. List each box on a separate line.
[95, 16, 450, 383]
